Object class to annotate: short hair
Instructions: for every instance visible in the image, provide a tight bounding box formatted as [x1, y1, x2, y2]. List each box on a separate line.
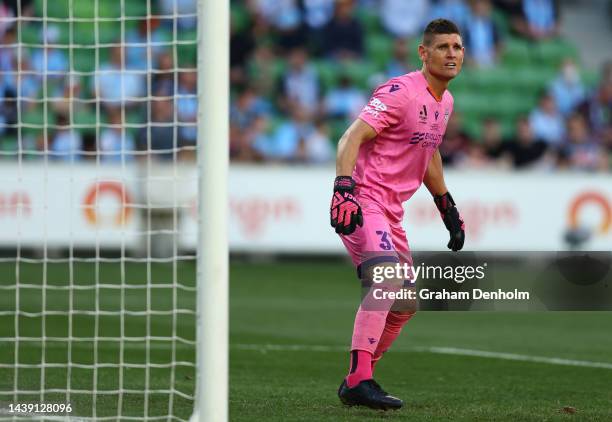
[422, 19, 461, 46]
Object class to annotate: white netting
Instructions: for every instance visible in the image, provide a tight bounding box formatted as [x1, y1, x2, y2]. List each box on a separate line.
[0, 0, 198, 420]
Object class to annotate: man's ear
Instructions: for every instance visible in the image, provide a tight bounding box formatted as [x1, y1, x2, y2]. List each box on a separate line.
[418, 44, 427, 62]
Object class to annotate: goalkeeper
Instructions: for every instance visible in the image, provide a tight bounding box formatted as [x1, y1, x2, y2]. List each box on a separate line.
[330, 19, 465, 410]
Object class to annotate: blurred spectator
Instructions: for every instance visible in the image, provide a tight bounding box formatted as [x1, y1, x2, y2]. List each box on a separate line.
[253, 106, 314, 161]
[381, 0, 429, 38]
[323, 74, 367, 119]
[230, 13, 256, 86]
[31, 25, 68, 85]
[93, 45, 146, 112]
[279, 47, 319, 115]
[248, 0, 305, 51]
[502, 116, 548, 168]
[51, 76, 81, 117]
[549, 58, 585, 116]
[303, 0, 335, 53]
[247, 45, 279, 98]
[152, 52, 176, 97]
[99, 110, 135, 163]
[177, 69, 198, 145]
[439, 112, 471, 165]
[233, 115, 268, 162]
[125, 18, 168, 71]
[137, 99, 176, 160]
[456, 142, 495, 169]
[49, 114, 82, 162]
[1, 40, 37, 125]
[303, 0, 335, 30]
[481, 117, 505, 159]
[230, 85, 272, 130]
[321, 0, 364, 59]
[428, 0, 471, 32]
[560, 113, 607, 172]
[16, 55, 40, 112]
[463, 0, 502, 68]
[158, 0, 197, 30]
[492, 0, 522, 15]
[2, 0, 34, 19]
[529, 91, 565, 145]
[580, 61, 611, 136]
[512, 0, 560, 40]
[386, 38, 412, 78]
[0, 2, 14, 40]
[299, 119, 334, 164]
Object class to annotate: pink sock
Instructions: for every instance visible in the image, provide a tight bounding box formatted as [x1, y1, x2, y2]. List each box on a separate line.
[350, 306, 388, 354]
[346, 350, 373, 388]
[372, 311, 415, 372]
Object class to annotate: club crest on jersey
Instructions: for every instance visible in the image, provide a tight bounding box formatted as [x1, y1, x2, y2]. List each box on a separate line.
[418, 105, 428, 124]
[444, 108, 450, 123]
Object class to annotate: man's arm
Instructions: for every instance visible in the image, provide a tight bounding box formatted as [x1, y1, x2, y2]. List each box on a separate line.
[330, 119, 376, 235]
[336, 118, 377, 176]
[424, 149, 465, 251]
[423, 149, 448, 196]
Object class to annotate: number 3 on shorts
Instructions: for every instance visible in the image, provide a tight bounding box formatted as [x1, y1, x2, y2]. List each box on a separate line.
[376, 230, 393, 251]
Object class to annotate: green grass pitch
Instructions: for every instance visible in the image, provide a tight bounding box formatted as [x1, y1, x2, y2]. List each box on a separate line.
[1, 259, 611, 420]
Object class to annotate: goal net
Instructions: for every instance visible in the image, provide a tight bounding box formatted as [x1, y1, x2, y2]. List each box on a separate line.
[0, 0, 199, 419]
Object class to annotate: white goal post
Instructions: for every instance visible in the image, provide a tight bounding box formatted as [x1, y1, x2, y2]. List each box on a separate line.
[194, 0, 229, 421]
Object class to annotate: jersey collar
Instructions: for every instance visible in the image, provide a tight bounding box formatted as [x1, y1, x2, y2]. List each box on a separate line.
[419, 71, 445, 103]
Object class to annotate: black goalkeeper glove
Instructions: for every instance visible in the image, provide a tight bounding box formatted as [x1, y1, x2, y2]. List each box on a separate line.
[434, 192, 465, 252]
[330, 176, 363, 235]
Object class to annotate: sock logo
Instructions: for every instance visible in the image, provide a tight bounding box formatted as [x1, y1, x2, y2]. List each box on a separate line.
[368, 337, 377, 344]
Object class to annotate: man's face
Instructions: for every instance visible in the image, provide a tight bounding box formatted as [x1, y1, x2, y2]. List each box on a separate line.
[420, 33, 464, 81]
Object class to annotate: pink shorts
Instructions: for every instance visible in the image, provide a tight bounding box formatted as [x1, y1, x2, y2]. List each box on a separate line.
[339, 200, 412, 271]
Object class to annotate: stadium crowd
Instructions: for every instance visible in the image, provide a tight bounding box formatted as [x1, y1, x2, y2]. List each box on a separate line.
[228, 0, 611, 172]
[0, 0, 610, 171]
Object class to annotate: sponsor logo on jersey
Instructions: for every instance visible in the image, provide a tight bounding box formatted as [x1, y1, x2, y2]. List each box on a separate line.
[419, 105, 428, 124]
[362, 97, 387, 118]
[434, 110, 439, 121]
[389, 83, 401, 93]
[409, 131, 443, 148]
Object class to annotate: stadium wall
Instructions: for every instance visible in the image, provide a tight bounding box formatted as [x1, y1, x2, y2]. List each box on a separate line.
[1, 164, 611, 252]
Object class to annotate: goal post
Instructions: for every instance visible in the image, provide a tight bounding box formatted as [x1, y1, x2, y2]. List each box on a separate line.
[194, 0, 229, 421]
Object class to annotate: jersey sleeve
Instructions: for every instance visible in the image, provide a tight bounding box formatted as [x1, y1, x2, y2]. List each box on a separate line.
[358, 80, 406, 134]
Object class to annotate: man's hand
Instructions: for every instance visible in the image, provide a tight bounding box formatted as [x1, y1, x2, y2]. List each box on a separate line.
[330, 176, 363, 235]
[434, 192, 465, 251]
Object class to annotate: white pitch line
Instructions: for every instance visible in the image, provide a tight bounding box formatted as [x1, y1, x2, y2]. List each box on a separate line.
[232, 343, 612, 370]
[421, 346, 612, 370]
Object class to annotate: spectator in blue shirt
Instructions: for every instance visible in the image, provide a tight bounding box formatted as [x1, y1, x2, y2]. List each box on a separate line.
[463, 0, 502, 68]
[549, 58, 586, 117]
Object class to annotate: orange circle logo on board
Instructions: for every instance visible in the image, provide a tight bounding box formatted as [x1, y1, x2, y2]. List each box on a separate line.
[83, 181, 132, 226]
[568, 192, 611, 234]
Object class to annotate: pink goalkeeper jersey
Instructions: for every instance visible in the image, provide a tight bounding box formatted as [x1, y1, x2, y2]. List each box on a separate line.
[355, 71, 454, 223]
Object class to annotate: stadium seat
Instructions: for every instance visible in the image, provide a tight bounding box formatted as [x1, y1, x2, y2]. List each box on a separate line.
[501, 37, 532, 68]
[339, 60, 379, 90]
[37, 0, 69, 19]
[231, 3, 251, 34]
[314, 60, 339, 92]
[365, 34, 393, 70]
[0, 136, 18, 154]
[532, 38, 579, 68]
